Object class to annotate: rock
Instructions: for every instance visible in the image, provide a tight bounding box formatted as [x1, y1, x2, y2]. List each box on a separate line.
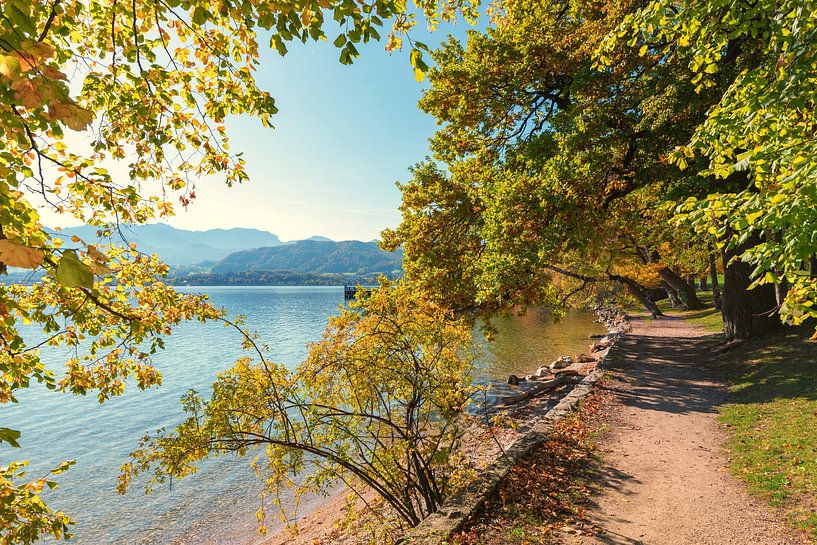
[548, 356, 573, 370]
[588, 333, 606, 339]
[575, 353, 596, 363]
[507, 374, 525, 385]
[590, 342, 611, 354]
[552, 367, 582, 377]
[525, 374, 539, 381]
[535, 366, 551, 377]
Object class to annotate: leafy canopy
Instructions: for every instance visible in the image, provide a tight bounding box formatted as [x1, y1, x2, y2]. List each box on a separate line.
[598, 0, 817, 331]
[0, 0, 478, 542]
[383, 0, 720, 317]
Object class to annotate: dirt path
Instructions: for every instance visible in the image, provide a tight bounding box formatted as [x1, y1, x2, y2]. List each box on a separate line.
[567, 315, 807, 545]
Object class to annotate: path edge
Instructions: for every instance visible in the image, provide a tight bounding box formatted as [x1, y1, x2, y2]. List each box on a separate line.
[399, 310, 628, 544]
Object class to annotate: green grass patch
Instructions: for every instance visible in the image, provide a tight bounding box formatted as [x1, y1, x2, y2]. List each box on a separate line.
[654, 290, 725, 333]
[716, 328, 817, 540]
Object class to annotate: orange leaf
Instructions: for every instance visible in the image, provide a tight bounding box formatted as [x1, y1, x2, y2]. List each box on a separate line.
[11, 79, 44, 109]
[48, 102, 94, 131]
[0, 240, 45, 269]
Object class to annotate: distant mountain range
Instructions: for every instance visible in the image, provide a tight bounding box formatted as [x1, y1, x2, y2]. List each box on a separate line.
[58, 223, 286, 266]
[43, 224, 402, 285]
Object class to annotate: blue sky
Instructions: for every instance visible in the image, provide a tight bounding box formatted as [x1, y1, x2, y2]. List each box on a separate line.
[166, 21, 474, 242]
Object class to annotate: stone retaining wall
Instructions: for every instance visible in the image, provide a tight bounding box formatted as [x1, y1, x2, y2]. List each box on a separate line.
[399, 313, 626, 544]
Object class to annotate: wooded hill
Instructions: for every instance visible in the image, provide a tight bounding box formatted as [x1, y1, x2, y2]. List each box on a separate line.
[210, 240, 403, 275]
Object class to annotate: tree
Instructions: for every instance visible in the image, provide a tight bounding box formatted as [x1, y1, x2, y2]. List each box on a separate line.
[598, 0, 817, 337]
[0, 1, 478, 542]
[383, 0, 720, 319]
[119, 281, 476, 536]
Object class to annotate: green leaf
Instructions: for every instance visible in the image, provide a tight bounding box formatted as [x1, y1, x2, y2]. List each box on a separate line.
[333, 34, 347, 48]
[0, 427, 21, 448]
[56, 250, 93, 289]
[192, 7, 209, 25]
[51, 460, 76, 475]
[410, 49, 428, 82]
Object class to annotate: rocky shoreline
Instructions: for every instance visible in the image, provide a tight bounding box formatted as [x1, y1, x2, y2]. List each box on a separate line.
[403, 305, 630, 544]
[501, 305, 629, 405]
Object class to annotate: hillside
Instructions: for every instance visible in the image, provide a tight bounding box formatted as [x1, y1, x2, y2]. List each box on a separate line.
[56, 223, 285, 266]
[211, 240, 402, 275]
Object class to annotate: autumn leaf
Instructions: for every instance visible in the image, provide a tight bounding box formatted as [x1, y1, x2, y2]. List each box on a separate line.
[0, 240, 45, 269]
[48, 102, 94, 131]
[56, 250, 94, 289]
[86, 245, 110, 263]
[11, 78, 44, 109]
[0, 54, 21, 79]
[88, 261, 115, 276]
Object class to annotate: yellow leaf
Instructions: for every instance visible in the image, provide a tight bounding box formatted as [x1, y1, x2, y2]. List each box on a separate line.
[0, 55, 21, 79]
[0, 240, 45, 269]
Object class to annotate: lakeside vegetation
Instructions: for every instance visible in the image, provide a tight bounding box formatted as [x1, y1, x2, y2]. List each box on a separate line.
[2, 0, 817, 544]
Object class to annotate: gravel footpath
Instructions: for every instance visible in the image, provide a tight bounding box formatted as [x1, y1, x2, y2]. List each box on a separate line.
[565, 315, 807, 545]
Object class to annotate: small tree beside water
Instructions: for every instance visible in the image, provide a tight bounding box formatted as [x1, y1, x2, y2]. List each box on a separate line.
[119, 280, 476, 535]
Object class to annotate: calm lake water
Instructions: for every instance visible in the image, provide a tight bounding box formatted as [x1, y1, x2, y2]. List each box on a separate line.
[1, 286, 602, 545]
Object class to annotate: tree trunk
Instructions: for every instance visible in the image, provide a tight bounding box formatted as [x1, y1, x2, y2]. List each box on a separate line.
[699, 277, 708, 291]
[611, 274, 664, 317]
[721, 244, 780, 341]
[774, 279, 788, 307]
[662, 281, 682, 308]
[811, 255, 817, 277]
[709, 252, 721, 311]
[657, 267, 703, 310]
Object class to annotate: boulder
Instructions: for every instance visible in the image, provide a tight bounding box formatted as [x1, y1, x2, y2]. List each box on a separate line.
[548, 356, 573, 370]
[590, 342, 611, 353]
[535, 365, 551, 377]
[507, 374, 525, 386]
[575, 353, 596, 363]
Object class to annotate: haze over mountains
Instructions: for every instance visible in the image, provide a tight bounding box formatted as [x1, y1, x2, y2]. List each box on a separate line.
[52, 224, 401, 285]
[59, 223, 286, 266]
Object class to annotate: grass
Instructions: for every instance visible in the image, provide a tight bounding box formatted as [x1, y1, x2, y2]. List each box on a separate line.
[655, 290, 725, 333]
[715, 327, 817, 540]
[644, 290, 817, 539]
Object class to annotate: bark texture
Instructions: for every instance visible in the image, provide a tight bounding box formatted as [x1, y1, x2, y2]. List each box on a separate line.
[721, 245, 780, 341]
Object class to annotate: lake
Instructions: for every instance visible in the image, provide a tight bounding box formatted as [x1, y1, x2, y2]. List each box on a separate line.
[1, 286, 602, 544]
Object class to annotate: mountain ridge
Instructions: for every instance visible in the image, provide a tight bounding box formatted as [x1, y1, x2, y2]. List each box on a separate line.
[55, 223, 348, 266]
[48, 224, 402, 283]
